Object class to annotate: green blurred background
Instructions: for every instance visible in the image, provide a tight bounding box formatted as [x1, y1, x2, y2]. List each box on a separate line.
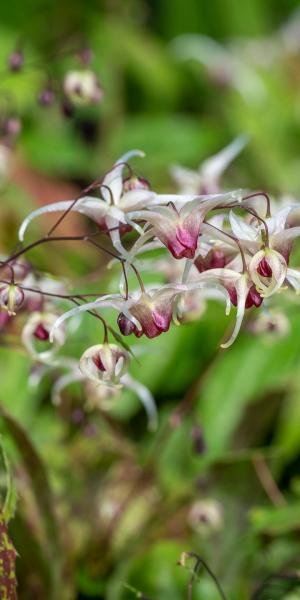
[1, 1, 300, 599]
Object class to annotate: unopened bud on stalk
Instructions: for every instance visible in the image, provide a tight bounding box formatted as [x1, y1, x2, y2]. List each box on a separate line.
[8, 50, 24, 72]
[3, 117, 22, 138]
[38, 88, 55, 107]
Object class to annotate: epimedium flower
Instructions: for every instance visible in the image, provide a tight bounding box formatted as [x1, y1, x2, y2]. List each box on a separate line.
[229, 204, 300, 260]
[249, 248, 287, 297]
[22, 312, 66, 362]
[50, 343, 158, 429]
[18, 150, 157, 254]
[127, 190, 244, 260]
[117, 288, 178, 338]
[48, 280, 231, 345]
[79, 343, 130, 387]
[0, 283, 24, 315]
[170, 136, 248, 195]
[63, 70, 103, 105]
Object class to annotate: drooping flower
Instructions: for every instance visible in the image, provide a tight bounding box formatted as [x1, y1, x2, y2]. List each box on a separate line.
[22, 312, 66, 361]
[127, 190, 243, 260]
[18, 150, 156, 255]
[171, 136, 248, 195]
[49, 279, 231, 345]
[0, 283, 24, 315]
[63, 70, 103, 105]
[249, 248, 287, 297]
[79, 343, 129, 387]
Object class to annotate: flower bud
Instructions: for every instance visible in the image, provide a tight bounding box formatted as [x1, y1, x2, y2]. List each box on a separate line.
[3, 117, 22, 138]
[248, 310, 290, 338]
[188, 499, 223, 535]
[8, 50, 23, 72]
[61, 98, 75, 118]
[0, 284, 24, 315]
[38, 88, 55, 107]
[123, 176, 150, 193]
[79, 343, 130, 385]
[63, 70, 103, 106]
[191, 424, 206, 455]
[78, 47, 94, 65]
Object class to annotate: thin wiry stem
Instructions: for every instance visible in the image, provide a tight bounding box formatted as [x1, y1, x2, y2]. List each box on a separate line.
[245, 207, 270, 247]
[0, 280, 106, 301]
[243, 191, 271, 218]
[46, 178, 103, 237]
[252, 452, 286, 506]
[204, 220, 248, 273]
[0, 229, 123, 268]
[179, 552, 227, 600]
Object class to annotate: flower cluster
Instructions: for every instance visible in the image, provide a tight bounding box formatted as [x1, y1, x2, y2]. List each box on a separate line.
[1, 140, 299, 427]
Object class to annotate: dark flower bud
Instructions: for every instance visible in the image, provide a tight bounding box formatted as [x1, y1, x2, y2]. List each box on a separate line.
[78, 47, 94, 66]
[61, 98, 75, 118]
[191, 424, 206, 455]
[8, 50, 24, 72]
[38, 88, 55, 107]
[3, 117, 22, 138]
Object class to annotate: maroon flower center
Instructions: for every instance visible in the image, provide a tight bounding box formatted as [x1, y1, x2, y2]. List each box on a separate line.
[33, 323, 50, 341]
[92, 353, 106, 371]
[229, 285, 263, 309]
[257, 257, 272, 277]
[117, 313, 143, 338]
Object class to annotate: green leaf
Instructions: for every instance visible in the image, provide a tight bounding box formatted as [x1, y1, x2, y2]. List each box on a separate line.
[196, 313, 300, 459]
[250, 503, 300, 535]
[0, 406, 62, 598]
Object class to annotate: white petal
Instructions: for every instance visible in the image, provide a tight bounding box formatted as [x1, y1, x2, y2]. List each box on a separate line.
[267, 205, 293, 235]
[119, 190, 156, 211]
[170, 164, 202, 194]
[52, 369, 84, 405]
[102, 150, 145, 205]
[286, 267, 300, 293]
[221, 276, 248, 348]
[122, 373, 158, 431]
[200, 135, 248, 183]
[49, 294, 123, 342]
[19, 197, 126, 241]
[229, 210, 259, 241]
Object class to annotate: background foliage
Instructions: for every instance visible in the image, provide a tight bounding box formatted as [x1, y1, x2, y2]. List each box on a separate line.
[1, 0, 300, 598]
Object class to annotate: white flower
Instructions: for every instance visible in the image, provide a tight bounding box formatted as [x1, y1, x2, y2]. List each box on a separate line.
[171, 136, 248, 195]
